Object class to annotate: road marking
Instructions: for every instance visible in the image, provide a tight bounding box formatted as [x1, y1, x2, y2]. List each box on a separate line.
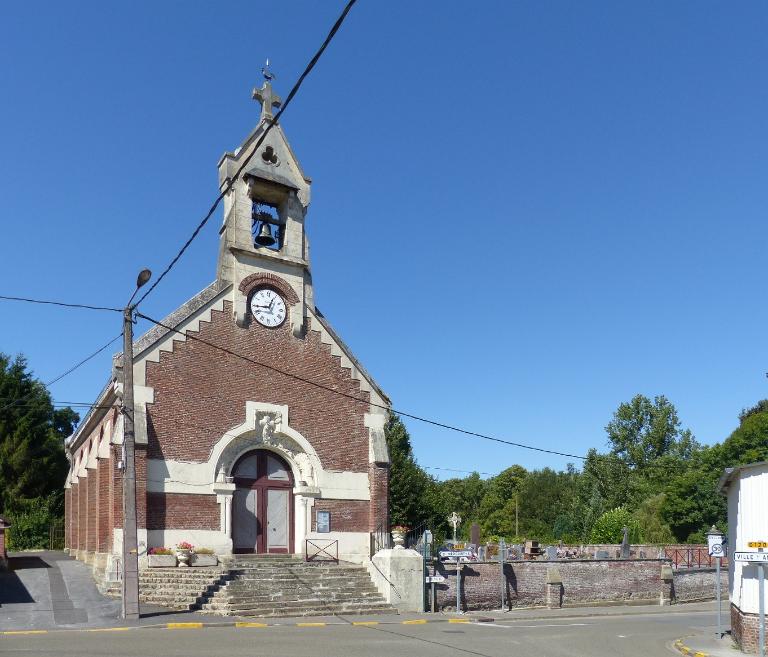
[235, 622, 268, 628]
[448, 619, 470, 624]
[402, 619, 428, 625]
[3, 630, 49, 635]
[352, 621, 380, 626]
[296, 622, 326, 627]
[87, 627, 132, 632]
[475, 622, 592, 629]
[166, 623, 203, 629]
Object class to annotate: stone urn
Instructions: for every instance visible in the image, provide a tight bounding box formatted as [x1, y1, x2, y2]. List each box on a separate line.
[391, 527, 407, 549]
[175, 549, 192, 567]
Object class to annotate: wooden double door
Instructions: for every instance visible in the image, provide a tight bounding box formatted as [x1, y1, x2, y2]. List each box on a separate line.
[232, 450, 294, 554]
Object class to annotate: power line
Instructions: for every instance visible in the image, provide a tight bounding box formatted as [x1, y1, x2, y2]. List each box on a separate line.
[0, 294, 122, 313]
[133, 0, 358, 308]
[135, 311, 586, 461]
[0, 334, 123, 415]
[425, 466, 495, 476]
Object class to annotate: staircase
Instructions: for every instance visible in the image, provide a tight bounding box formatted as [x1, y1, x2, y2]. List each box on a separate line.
[139, 555, 397, 617]
[198, 555, 396, 617]
[139, 567, 227, 610]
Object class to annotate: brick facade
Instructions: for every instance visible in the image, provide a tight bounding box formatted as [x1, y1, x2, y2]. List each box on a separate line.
[147, 493, 219, 530]
[312, 500, 371, 532]
[144, 301, 371, 473]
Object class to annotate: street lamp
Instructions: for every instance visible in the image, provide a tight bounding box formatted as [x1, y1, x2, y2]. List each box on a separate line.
[122, 269, 151, 620]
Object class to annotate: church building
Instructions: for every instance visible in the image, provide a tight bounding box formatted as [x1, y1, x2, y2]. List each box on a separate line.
[63, 77, 391, 577]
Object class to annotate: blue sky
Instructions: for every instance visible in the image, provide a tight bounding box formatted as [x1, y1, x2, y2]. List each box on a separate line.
[1, 2, 766, 478]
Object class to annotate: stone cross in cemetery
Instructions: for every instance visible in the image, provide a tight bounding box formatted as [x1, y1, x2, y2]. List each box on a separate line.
[448, 512, 462, 542]
[620, 526, 631, 559]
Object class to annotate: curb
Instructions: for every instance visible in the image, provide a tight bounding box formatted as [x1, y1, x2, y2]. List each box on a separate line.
[1, 616, 492, 636]
[674, 639, 709, 657]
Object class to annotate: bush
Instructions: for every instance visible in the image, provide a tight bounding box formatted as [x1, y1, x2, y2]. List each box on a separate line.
[589, 507, 640, 544]
[148, 547, 173, 555]
[6, 495, 61, 551]
[194, 547, 214, 555]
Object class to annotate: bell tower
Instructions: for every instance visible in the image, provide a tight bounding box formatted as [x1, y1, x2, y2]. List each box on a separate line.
[217, 70, 313, 337]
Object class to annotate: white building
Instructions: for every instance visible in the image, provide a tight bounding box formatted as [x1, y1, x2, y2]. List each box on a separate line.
[719, 461, 768, 654]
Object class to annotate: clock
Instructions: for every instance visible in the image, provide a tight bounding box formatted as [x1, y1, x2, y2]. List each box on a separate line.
[249, 288, 287, 328]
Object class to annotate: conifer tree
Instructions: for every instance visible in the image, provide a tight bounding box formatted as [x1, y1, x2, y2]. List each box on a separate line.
[0, 353, 78, 514]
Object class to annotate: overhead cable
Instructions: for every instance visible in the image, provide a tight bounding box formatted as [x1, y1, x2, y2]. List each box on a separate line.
[0, 294, 122, 313]
[133, 0, 358, 309]
[135, 311, 586, 461]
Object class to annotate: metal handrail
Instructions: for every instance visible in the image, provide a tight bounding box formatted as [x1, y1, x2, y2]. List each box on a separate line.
[305, 538, 339, 563]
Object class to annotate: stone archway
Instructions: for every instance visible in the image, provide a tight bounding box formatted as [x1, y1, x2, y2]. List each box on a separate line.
[208, 402, 322, 555]
[231, 449, 294, 553]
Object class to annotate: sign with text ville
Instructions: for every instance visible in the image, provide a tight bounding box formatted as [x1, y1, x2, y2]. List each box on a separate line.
[734, 552, 768, 563]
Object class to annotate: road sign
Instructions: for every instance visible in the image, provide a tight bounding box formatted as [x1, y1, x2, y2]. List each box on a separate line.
[708, 532, 726, 557]
[710, 543, 727, 558]
[439, 550, 474, 559]
[425, 575, 446, 583]
[750, 542, 768, 548]
[735, 552, 768, 563]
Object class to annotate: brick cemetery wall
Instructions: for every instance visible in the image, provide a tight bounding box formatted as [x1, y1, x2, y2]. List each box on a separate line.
[672, 567, 728, 603]
[433, 559, 673, 611]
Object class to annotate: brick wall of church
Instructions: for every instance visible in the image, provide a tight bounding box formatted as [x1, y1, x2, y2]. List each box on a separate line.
[78, 475, 87, 551]
[312, 500, 371, 532]
[86, 471, 97, 552]
[98, 459, 111, 551]
[144, 301, 371, 475]
[146, 493, 219, 530]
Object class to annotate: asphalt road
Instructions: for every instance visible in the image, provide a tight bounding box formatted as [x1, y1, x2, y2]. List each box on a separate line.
[0, 608, 716, 657]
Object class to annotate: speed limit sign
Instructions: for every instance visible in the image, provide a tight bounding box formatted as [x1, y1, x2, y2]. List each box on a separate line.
[708, 531, 726, 557]
[710, 542, 726, 558]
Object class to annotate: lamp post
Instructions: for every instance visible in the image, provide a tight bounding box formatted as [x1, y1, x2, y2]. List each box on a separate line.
[122, 269, 151, 620]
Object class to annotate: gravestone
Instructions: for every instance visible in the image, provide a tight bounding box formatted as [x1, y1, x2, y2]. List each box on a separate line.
[596, 550, 610, 559]
[545, 545, 558, 561]
[620, 526, 630, 559]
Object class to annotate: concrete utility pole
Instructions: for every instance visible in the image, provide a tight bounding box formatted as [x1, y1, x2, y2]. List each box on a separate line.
[121, 269, 151, 620]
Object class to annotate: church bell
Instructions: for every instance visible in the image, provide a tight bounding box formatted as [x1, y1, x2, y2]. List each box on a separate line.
[254, 220, 276, 247]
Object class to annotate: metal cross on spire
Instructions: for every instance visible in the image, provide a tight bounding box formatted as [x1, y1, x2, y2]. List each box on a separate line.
[252, 59, 282, 121]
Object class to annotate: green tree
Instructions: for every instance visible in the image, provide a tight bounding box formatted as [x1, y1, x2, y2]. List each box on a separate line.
[385, 413, 433, 528]
[0, 354, 78, 515]
[632, 493, 674, 543]
[606, 394, 697, 468]
[590, 507, 640, 543]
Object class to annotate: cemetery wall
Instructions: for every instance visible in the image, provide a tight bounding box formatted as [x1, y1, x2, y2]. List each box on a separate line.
[672, 567, 728, 602]
[433, 559, 673, 611]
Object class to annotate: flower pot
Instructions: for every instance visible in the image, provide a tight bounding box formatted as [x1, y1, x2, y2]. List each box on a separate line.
[175, 549, 192, 567]
[391, 529, 406, 549]
[147, 554, 177, 568]
[190, 553, 218, 567]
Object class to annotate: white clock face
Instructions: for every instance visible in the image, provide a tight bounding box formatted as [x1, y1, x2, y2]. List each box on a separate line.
[249, 288, 287, 328]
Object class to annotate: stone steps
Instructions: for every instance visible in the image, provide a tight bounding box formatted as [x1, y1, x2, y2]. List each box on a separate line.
[200, 601, 398, 617]
[218, 590, 384, 604]
[138, 556, 396, 617]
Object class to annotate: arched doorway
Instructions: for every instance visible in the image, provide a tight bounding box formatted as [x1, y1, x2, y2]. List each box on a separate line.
[231, 450, 294, 554]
